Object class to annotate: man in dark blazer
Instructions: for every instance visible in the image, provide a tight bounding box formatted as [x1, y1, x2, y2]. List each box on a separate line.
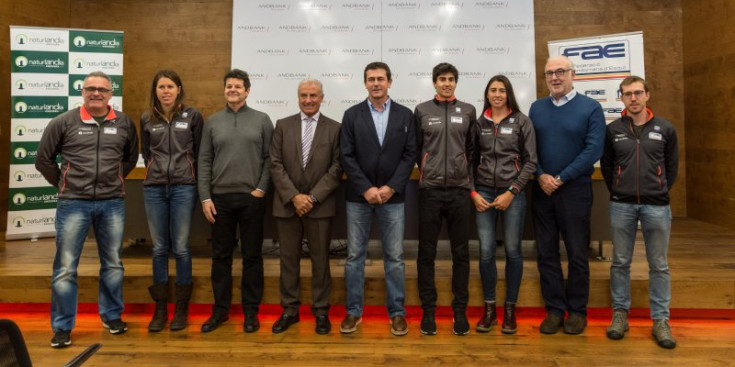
[269, 79, 342, 335]
[339, 61, 417, 336]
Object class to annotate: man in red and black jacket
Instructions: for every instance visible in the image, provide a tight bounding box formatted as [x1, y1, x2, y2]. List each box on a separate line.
[601, 75, 679, 349]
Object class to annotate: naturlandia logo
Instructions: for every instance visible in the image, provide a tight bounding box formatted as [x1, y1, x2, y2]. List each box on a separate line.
[15, 79, 65, 91]
[73, 58, 120, 69]
[73, 35, 120, 49]
[15, 101, 65, 114]
[73, 36, 86, 47]
[15, 125, 43, 137]
[13, 170, 42, 182]
[13, 147, 28, 159]
[11, 216, 25, 228]
[12, 193, 27, 205]
[14, 56, 29, 67]
[73, 79, 85, 91]
[16, 33, 65, 46]
[13, 216, 55, 227]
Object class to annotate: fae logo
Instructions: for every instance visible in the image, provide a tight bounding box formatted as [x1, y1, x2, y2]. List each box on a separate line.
[584, 89, 606, 102]
[73, 36, 86, 48]
[562, 43, 626, 60]
[15, 102, 28, 114]
[15, 56, 29, 68]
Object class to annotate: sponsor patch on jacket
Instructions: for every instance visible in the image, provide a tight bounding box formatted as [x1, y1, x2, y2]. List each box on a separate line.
[509, 117, 516, 124]
[175, 121, 189, 129]
[450, 116, 463, 124]
[648, 132, 662, 141]
[427, 116, 442, 126]
[78, 126, 93, 135]
[182, 112, 189, 118]
[455, 107, 461, 113]
[103, 127, 117, 135]
[654, 125, 661, 131]
[481, 128, 493, 135]
[500, 127, 513, 135]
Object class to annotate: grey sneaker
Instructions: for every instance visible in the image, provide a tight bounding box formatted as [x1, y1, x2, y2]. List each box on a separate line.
[652, 319, 677, 349]
[606, 309, 629, 340]
[102, 319, 128, 334]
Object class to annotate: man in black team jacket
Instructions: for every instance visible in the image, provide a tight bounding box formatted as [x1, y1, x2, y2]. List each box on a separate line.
[601, 76, 679, 349]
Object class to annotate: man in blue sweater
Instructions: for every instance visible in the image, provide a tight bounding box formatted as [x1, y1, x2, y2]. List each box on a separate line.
[529, 56, 605, 335]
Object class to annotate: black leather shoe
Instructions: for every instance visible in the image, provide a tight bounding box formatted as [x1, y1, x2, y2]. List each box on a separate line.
[201, 313, 228, 333]
[272, 313, 299, 334]
[315, 315, 331, 335]
[244, 313, 260, 333]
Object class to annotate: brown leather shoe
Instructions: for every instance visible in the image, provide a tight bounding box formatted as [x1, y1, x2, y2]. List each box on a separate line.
[563, 313, 587, 335]
[390, 315, 408, 336]
[539, 313, 564, 334]
[340, 314, 362, 334]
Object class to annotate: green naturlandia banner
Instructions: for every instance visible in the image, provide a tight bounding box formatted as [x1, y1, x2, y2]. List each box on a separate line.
[8, 25, 124, 240]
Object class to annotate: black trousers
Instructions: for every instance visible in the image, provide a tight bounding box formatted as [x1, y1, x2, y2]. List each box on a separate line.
[532, 178, 592, 316]
[210, 193, 265, 316]
[417, 187, 472, 312]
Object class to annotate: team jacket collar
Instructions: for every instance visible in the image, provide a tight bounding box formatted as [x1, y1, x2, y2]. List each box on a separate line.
[80, 105, 117, 124]
[621, 107, 654, 122]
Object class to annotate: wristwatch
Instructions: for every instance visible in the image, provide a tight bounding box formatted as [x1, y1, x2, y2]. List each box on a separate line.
[554, 175, 564, 184]
[310, 195, 318, 203]
[507, 187, 519, 195]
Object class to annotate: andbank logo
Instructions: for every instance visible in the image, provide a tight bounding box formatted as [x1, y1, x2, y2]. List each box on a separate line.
[475, 1, 508, 8]
[387, 2, 421, 9]
[12, 193, 27, 206]
[365, 25, 398, 32]
[257, 3, 290, 10]
[340, 48, 374, 56]
[300, 2, 331, 10]
[562, 42, 626, 60]
[15, 102, 28, 114]
[452, 24, 484, 31]
[431, 1, 463, 7]
[496, 23, 530, 31]
[238, 25, 270, 32]
[459, 71, 484, 79]
[254, 99, 289, 108]
[432, 47, 464, 55]
[476, 46, 510, 55]
[499, 71, 532, 79]
[320, 72, 353, 80]
[387, 47, 421, 55]
[298, 48, 331, 56]
[341, 3, 374, 10]
[277, 72, 309, 80]
[278, 25, 310, 32]
[321, 25, 354, 32]
[407, 71, 432, 79]
[408, 24, 441, 32]
[394, 98, 419, 105]
[73, 36, 86, 47]
[248, 72, 269, 81]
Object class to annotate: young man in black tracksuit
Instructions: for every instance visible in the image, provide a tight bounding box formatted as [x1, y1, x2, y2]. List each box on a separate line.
[601, 76, 679, 349]
[414, 63, 477, 335]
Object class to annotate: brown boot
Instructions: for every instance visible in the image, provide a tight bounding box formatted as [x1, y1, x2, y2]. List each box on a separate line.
[170, 283, 192, 331]
[501, 302, 517, 334]
[476, 302, 497, 333]
[148, 283, 168, 332]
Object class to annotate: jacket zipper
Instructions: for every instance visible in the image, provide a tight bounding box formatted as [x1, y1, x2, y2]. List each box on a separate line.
[443, 102, 448, 187]
[94, 123, 101, 199]
[492, 121, 498, 188]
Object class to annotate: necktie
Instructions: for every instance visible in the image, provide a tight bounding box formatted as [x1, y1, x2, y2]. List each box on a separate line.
[302, 118, 314, 168]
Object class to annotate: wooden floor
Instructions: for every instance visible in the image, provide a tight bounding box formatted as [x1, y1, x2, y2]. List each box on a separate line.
[1, 217, 735, 366]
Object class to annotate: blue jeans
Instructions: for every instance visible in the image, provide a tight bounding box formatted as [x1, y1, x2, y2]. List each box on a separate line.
[51, 198, 125, 332]
[143, 185, 196, 285]
[345, 202, 406, 318]
[609, 201, 672, 320]
[476, 189, 526, 303]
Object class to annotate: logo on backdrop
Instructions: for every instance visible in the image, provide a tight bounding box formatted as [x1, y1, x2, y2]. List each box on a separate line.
[476, 46, 510, 55]
[365, 25, 398, 32]
[278, 25, 310, 33]
[496, 23, 530, 31]
[299, 2, 331, 10]
[341, 3, 374, 10]
[339, 48, 374, 56]
[475, 1, 509, 8]
[431, 47, 464, 55]
[387, 47, 421, 56]
[298, 48, 331, 56]
[430, 1, 463, 7]
[320, 72, 353, 80]
[276, 72, 309, 80]
[498, 71, 532, 79]
[452, 24, 484, 31]
[320, 25, 354, 33]
[408, 24, 442, 32]
[257, 3, 290, 10]
[387, 2, 421, 9]
[237, 25, 270, 32]
[14, 102, 28, 114]
[73, 36, 87, 47]
[459, 71, 485, 79]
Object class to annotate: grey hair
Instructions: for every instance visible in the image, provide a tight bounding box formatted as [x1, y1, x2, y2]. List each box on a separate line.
[298, 78, 324, 96]
[84, 71, 112, 83]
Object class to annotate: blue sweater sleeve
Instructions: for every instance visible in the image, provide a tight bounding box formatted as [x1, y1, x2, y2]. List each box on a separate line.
[558, 101, 606, 182]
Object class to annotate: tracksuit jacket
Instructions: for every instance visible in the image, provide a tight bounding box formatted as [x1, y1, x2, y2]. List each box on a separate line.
[601, 108, 679, 205]
[140, 105, 204, 186]
[414, 97, 477, 190]
[35, 105, 138, 200]
[474, 109, 537, 193]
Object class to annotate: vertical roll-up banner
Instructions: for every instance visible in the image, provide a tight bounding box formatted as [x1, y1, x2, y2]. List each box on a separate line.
[231, 0, 536, 120]
[8, 26, 124, 240]
[548, 31, 645, 123]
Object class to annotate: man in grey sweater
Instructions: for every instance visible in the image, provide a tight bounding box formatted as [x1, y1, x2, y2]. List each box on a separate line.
[198, 69, 273, 333]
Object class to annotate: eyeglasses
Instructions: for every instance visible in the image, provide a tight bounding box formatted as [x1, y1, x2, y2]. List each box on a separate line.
[621, 90, 646, 98]
[83, 87, 111, 93]
[544, 69, 572, 79]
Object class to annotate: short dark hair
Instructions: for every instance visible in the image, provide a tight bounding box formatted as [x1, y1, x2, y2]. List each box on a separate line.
[363, 62, 392, 82]
[224, 68, 251, 89]
[482, 74, 521, 113]
[432, 62, 458, 83]
[619, 75, 648, 93]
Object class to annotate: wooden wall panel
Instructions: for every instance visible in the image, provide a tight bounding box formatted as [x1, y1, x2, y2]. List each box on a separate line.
[682, 0, 735, 228]
[0, 0, 70, 232]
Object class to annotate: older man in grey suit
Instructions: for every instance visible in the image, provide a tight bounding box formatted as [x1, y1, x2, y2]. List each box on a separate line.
[269, 78, 342, 334]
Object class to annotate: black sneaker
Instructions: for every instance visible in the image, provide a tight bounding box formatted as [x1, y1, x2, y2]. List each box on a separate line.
[103, 319, 128, 334]
[420, 311, 437, 335]
[50, 330, 71, 348]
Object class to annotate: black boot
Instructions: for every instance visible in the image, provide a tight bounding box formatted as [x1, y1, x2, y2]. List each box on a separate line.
[501, 302, 517, 334]
[170, 283, 192, 331]
[476, 302, 497, 332]
[148, 283, 169, 332]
